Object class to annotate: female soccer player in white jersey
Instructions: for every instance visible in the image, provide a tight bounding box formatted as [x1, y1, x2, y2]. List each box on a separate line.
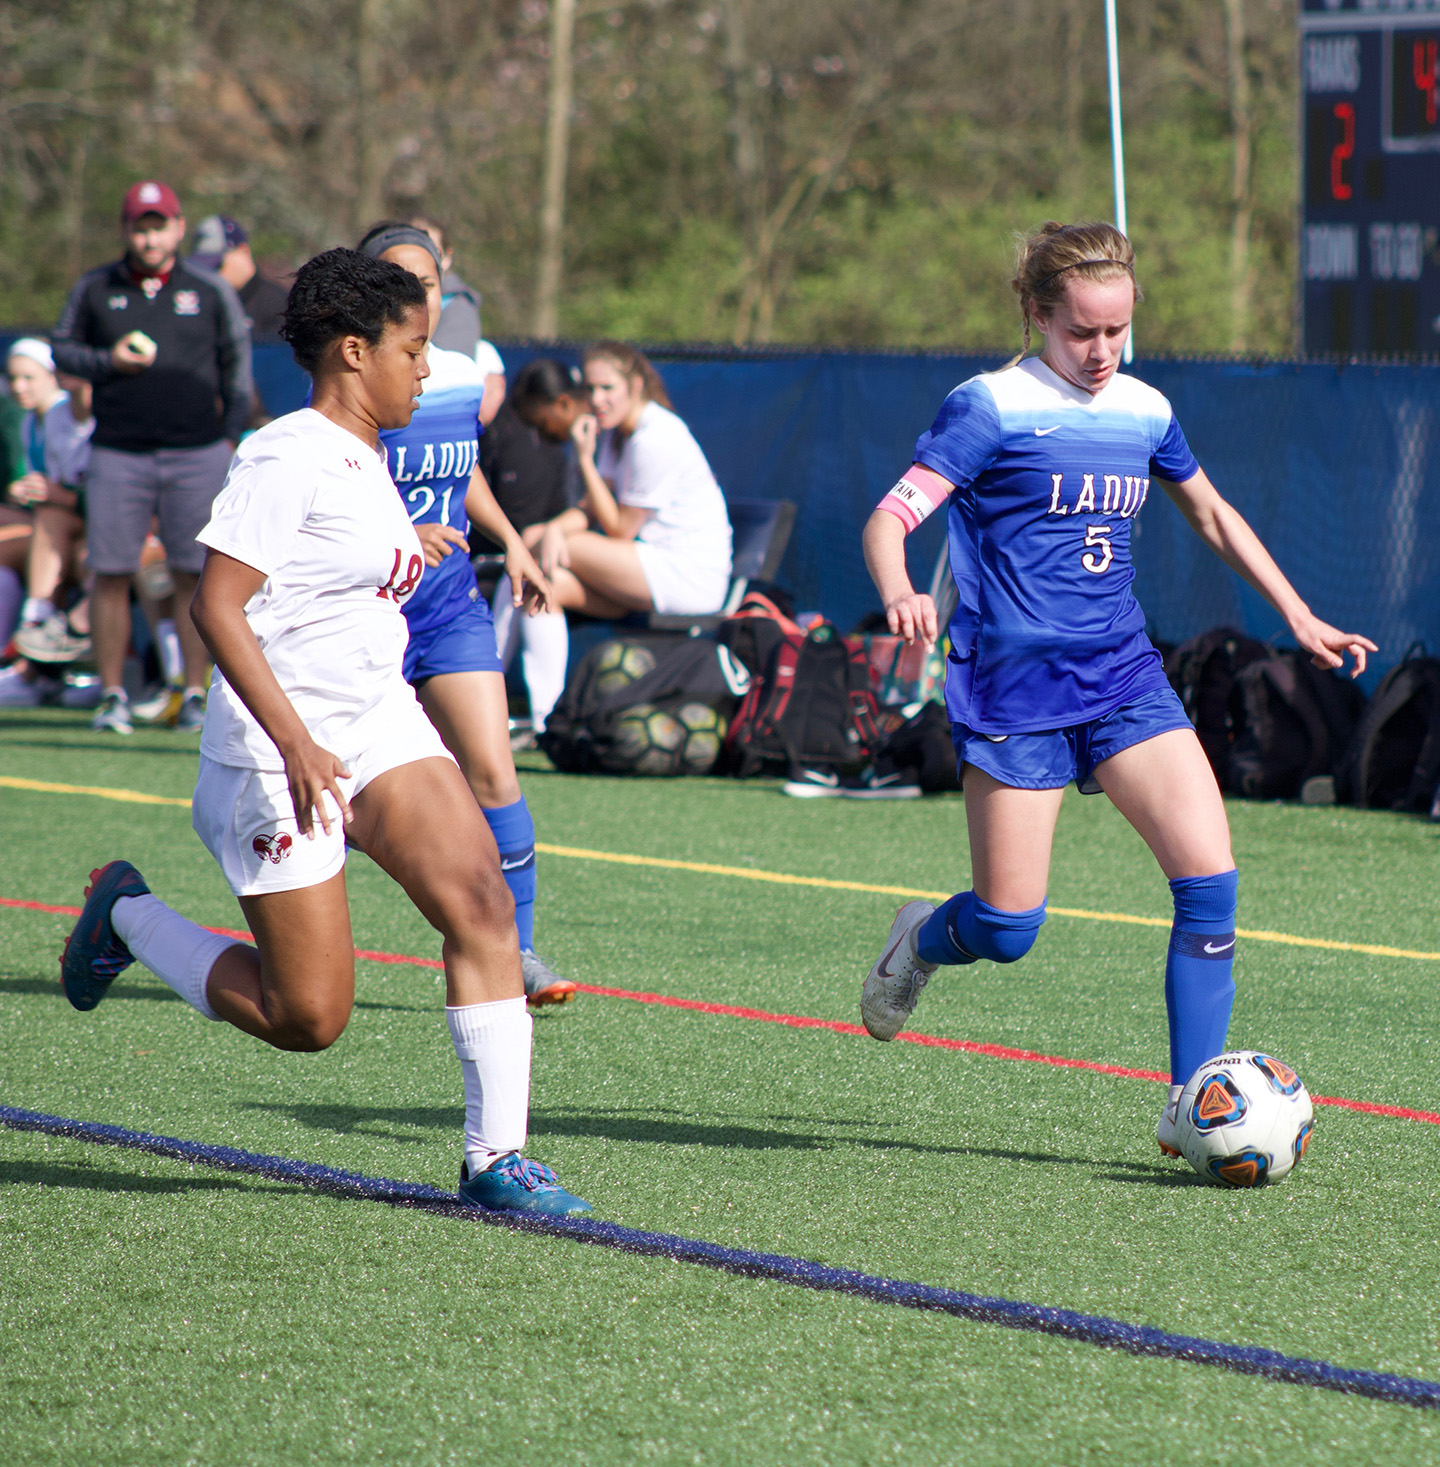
[859, 221, 1375, 1155]
[355, 222, 576, 1006]
[60, 248, 588, 1216]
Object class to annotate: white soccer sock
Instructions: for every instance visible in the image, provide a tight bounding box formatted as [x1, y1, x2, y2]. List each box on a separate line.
[492, 576, 520, 667]
[112, 894, 236, 1020]
[446, 995, 533, 1172]
[519, 610, 569, 732]
[156, 618, 183, 685]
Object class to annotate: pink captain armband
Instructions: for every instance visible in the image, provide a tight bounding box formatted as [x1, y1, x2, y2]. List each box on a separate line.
[875, 463, 954, 533]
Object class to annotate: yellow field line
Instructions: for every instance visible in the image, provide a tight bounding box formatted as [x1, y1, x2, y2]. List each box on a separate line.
[5, 774, 1437, 963]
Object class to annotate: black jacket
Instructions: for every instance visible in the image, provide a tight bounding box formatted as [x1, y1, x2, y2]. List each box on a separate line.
[52, 258, 252, 452]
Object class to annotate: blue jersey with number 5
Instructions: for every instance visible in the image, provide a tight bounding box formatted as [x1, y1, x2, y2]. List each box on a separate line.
[379, 345, 485, 640]
[914, 357, 1199, 734]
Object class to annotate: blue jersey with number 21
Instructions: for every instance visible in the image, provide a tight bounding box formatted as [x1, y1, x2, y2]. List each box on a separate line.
[914, 357, 1199, 735]
[378, 344, 485, 640]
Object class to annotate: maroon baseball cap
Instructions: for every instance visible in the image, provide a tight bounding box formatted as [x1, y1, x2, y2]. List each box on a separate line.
[121, 180, 182, 222]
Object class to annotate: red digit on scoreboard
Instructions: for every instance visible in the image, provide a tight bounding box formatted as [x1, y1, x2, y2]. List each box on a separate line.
[1331, 102, 1355, 202]
[1414, 38, 1438, 127]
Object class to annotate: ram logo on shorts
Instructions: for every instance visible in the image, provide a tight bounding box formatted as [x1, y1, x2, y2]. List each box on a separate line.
[252, 832, 293, 864]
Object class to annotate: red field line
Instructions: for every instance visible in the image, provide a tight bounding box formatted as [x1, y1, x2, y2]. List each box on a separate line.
[7, 894, 1438, 1128]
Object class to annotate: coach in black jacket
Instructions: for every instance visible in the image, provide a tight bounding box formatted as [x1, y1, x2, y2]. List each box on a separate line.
[52, 179, 252, 735]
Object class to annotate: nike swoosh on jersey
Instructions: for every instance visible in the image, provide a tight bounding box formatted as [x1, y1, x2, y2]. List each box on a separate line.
[1204, 939, 1236, 954]
[1033, 426, 1061, 436]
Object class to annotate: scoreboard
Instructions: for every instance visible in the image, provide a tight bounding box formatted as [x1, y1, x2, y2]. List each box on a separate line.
[1301, 0, 1440, 355]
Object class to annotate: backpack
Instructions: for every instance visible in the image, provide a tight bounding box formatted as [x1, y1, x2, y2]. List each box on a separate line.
[1165, 626, 1269, 780]
[874, 700, 961, 793]
[540, 635, 750, 776]
[1224, 651, 1366, 800]
[718, 603, 883, 777]
[1334, 649, 1440, 810]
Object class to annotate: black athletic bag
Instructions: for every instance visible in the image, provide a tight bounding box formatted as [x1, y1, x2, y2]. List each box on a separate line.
[1165, 626, 1269, 781]
[873, 700, 961, 793]
[1224, 651, 1366, 800]
[1334, 648, 1440, 810]
[719, 610, 883, 778]
[540, 635, 750, 775]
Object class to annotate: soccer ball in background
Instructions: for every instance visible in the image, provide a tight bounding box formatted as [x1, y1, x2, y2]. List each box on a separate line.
[593, 640, 656, 696]
[675, 702, 727, 775]
[603, 703, 686, 776]
[1174, 1050, 1314, 1188]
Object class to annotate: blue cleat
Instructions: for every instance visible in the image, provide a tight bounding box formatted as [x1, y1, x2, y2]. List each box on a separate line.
[458, 1152, 591, 1217]
[60, 861, 150, 1012]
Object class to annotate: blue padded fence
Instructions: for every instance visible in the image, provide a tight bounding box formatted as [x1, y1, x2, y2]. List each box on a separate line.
[19, 332, 1440, 685]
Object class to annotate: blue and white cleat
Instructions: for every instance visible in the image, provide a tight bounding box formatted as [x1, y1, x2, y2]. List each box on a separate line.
[60, 861, 150, 1012]
[458, 1153, 591, 1217]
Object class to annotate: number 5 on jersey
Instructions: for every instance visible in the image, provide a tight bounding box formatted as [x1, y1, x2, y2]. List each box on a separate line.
[1082, 524, 1113, 575]
[378, 547, 424, 601]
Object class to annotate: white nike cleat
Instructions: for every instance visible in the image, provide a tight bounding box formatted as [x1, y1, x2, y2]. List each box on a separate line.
[861, 900, 937, 1041]
[1157, 1095, 1182, 1157]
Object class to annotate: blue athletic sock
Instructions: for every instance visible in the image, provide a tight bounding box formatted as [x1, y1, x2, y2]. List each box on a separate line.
[482, 798, 536, 952]
[1166, 870, 1238, 1087]
[915, 892, 1047, 967]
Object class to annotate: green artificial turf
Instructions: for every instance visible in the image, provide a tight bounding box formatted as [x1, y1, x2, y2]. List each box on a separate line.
[3, 708, 1440, 1465]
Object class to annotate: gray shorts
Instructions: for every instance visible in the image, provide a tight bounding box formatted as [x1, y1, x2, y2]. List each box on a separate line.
[85, 441, 234, 575]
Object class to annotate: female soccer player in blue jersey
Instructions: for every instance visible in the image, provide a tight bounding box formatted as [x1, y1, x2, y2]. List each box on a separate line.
[356, 224, 576, 1005]
[859, 221, 1376, 1155]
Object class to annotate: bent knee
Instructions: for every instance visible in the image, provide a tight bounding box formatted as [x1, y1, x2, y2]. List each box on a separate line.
[271, 1007, 350, 1053]
[964, 897, 1047, 964]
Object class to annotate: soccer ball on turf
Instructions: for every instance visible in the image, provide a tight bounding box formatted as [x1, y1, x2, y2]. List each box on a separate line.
[1174, 1050, 1314, 1188]
[603, 702, 685, 775]
[675, 701, 727, 775]
[593, 639, 656, 696]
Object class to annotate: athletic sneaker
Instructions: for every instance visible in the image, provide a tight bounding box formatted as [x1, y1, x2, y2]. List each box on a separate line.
[173, 691, 206, 730]
[781, 767, 843, 798]
[0, 664, 59, 707]
[13, 614, 92, 665]
[458, 1152, 591, 1216]
[92, 690, 133, 735]
[521, 950, 579, 1006]
[861, 900, 938, 1041]
[1157, 1097, 1182, 1157]
[132, 683, 183, 724]
[60, 860, 151, 1011]
[841, 766, 922, 800]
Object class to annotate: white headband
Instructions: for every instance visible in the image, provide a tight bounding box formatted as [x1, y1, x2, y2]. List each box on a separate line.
[7, 337, 54, 373]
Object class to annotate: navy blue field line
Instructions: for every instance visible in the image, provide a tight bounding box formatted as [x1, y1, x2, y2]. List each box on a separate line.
[5, 1103, 1437, 1412]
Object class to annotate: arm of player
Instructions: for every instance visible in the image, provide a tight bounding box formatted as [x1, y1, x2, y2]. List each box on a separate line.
[570, 414, 649, 541]
[861, 463, 954, 647]
[189, 549, 353, 837]
[1163, 467, 1377, 677]
[462, 464, 552, 613]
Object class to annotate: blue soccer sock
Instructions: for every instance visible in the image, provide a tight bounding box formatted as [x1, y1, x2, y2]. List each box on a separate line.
[482, 798, 537, 952]
[1165, 870, 1239, 1087]
[915, 891, 1047, 967]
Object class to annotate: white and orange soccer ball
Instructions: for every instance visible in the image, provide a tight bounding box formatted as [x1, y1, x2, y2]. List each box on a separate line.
[1174, 1050, 1315, 1188]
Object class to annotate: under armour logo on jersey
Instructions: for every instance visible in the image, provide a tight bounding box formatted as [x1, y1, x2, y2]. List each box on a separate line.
[344, 458, 362, 471]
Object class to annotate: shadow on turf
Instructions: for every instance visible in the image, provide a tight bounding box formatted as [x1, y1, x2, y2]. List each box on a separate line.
[0, 975, 182, 1003]
[237, 1098, 1191, 1177]
[0, 1158, 293, 1197]
[0, 729, 201, 758]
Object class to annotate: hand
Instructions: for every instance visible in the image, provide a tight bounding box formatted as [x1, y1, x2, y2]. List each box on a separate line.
[416, 522, 468, 568]
[111, 331, 156, 374]
[7, 472, 51, 507]
[571, 413, 598, 462]
[537, 522, 571, 578]
[1291, 613, 1378, 679]
[281, 736, 353, 839]
[884, 591, 939, 648]
[503, 538, 552, 615]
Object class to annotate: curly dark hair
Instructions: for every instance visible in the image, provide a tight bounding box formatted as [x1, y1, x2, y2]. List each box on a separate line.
[280, 248, 427, 373]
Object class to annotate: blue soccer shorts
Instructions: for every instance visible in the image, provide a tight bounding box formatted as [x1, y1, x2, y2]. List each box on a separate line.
[403, 592, 504, 685]
[951, 685, 1193, 794]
